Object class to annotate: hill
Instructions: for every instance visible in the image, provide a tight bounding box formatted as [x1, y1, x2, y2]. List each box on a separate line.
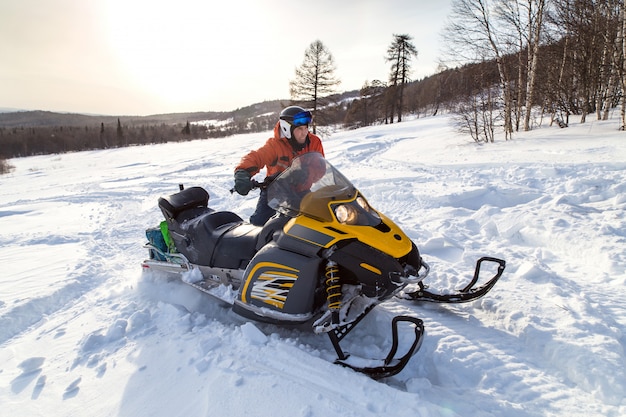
[0, 100, 288, 128]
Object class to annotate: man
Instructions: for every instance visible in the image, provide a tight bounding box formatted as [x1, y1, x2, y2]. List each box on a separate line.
[233, 106, 324, 225]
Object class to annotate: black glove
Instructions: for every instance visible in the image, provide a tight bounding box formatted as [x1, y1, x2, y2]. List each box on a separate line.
[287, 169, 307, 185]
[234, 169, 253, 195]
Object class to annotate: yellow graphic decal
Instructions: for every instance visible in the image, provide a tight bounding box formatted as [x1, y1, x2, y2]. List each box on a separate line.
[360, 263, 382, 275]
[242, 262, 299, 309]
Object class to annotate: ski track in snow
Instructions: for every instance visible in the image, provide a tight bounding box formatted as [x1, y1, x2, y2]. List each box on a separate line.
[332, 126, 626, 415]
[0, 115, 625, 417]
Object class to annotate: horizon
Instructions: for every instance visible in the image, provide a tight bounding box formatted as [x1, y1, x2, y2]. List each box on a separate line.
[0, 1, 452, 116]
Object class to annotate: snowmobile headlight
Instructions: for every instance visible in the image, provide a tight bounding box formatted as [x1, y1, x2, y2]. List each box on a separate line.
[356, 196, 380, 219]
[334, 204, 358, 224]
[356, 196, 369, 210]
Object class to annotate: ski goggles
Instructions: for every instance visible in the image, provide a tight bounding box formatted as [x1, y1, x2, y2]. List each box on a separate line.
[292, 110, 312, 127]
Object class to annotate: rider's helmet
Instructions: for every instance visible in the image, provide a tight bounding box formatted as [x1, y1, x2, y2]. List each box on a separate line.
[279, 106, 312, 139]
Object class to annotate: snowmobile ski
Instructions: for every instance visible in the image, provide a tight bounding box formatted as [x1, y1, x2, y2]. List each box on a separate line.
[329, 313, 424, 379]
[400, 257, 506, 303]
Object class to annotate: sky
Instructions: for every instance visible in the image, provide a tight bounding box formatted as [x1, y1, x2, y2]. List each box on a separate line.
[0, 0, 452, 116]
[1, 113, 625, 416]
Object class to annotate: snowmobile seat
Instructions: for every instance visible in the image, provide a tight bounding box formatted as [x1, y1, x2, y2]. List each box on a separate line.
[213, 215, 289, 268]
[198, 215, 287, 269]
[159, 186, 211, 222]
[197, 210, 243, 233]
[212, 223, 262, 269]
[167, 210, 246, 267]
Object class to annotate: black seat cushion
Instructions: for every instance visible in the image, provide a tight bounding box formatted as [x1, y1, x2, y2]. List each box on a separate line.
[159, 187, 209, 220]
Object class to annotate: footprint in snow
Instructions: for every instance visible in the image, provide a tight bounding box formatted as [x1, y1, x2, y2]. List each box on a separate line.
[32, 375, 47, 400]
[96, 363, 107, 378]
[63, 377, 82, 400]
[11, 357, 45, 394]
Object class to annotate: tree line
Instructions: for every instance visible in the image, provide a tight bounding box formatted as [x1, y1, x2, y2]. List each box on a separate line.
[344, 0, 626, 142]
[2, 0, 625, 172]
[293, 1, 626, 143]
[0, 105, 285, 163]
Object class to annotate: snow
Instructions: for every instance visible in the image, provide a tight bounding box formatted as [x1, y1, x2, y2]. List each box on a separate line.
[1, 113, 625, 417]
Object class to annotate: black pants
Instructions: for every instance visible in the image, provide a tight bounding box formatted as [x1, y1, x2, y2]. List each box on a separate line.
[250, 189, 276, 226]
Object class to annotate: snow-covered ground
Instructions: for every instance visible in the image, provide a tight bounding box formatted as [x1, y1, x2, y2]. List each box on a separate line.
[1, 113, 625, 416]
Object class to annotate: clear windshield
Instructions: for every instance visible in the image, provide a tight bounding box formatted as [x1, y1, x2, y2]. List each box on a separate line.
[266, 152, 356, 218]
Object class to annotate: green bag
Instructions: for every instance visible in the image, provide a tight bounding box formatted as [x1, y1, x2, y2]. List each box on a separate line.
[160, 221, 176, 253]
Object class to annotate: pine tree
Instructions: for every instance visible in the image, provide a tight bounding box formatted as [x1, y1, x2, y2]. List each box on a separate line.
[385, 34, 418, 123]
[289, 40, 341, 133]
[116, 118, 124, 146]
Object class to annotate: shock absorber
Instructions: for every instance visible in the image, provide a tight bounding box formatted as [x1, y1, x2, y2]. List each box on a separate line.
[325, 260, 342, 325]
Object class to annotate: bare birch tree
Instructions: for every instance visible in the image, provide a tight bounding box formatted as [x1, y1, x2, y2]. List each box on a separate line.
[443, 0, 514, 139]
[598, 0, 622, 123]
[622, 0, 626, 129]
[523, 0, 546, 130]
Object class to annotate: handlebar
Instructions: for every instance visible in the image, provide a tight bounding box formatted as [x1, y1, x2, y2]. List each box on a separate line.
[229, 174, 276, 194]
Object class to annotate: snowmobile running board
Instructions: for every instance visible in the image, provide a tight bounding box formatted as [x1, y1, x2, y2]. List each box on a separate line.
[327, 305, 424, 379]
[402, 257, 506, 303]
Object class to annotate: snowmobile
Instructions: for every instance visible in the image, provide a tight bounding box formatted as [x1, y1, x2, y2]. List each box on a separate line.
[141, 152, 505, 379]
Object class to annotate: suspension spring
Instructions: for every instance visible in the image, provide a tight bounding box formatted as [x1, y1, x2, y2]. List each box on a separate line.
[325, 260, 342, 324]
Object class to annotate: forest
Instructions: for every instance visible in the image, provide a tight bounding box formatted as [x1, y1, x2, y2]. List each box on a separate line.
[1, 0, 625, 172]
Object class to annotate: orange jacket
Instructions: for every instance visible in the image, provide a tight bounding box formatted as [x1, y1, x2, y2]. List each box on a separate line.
[234, 122, 324, 177]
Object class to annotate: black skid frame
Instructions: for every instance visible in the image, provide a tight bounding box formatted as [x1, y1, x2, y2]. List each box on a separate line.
[403, 257, 506, 303]
[327, 305, 424, 379]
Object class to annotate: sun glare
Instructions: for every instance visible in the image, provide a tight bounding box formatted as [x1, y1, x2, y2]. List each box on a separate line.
[102, 0, 271, 111]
